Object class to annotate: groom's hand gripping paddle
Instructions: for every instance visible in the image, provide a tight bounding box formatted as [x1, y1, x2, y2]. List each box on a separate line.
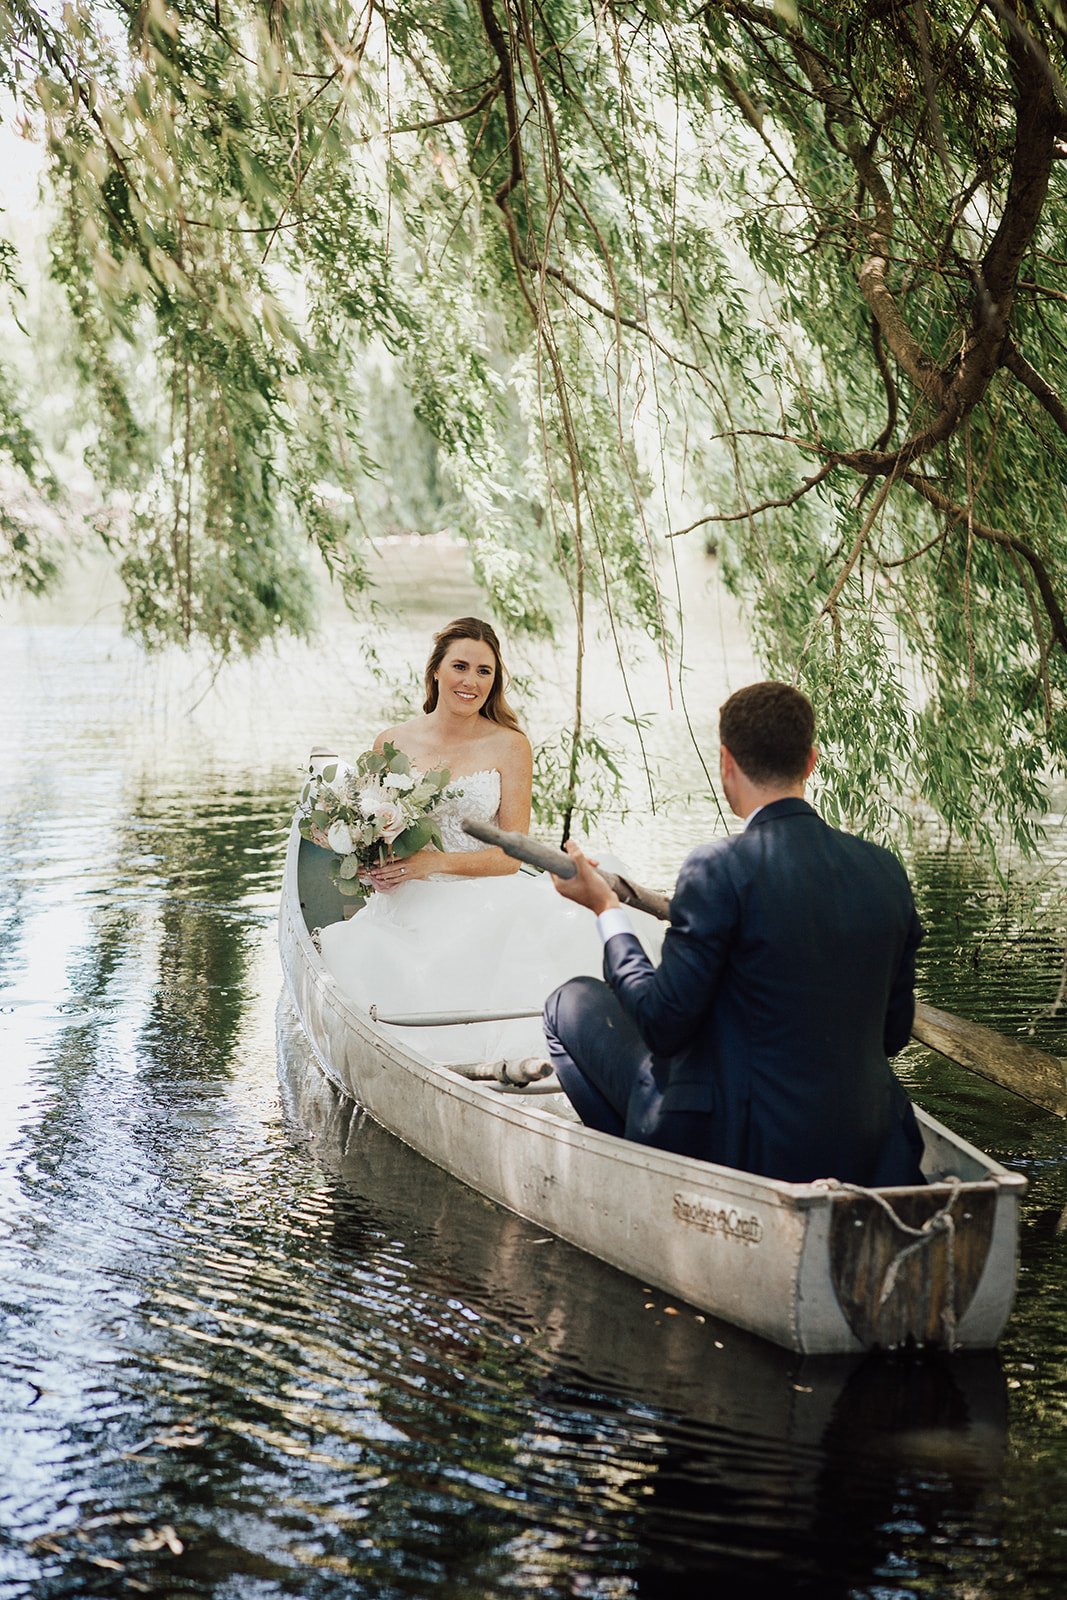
[460, 817, 672, 921]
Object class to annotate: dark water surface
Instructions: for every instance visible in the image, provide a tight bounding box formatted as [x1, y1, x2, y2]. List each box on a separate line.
[1, 551, 1065, 1598]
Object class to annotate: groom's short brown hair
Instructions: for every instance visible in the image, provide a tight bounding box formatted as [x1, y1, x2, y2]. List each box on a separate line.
[719, 681, 815, 785]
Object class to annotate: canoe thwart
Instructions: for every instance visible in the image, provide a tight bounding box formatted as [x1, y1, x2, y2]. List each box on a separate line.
[369, 1004, 544, 1026]
[308, 747, 339, 776]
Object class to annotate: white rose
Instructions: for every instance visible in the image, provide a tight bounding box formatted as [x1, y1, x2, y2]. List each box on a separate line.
[327, 819, 356, 855]
[382, 771, 416, 792]
[356, 786, 383, 817]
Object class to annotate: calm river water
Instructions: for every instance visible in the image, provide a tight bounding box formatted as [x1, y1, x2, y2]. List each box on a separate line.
[1, 541, 1065, 1599]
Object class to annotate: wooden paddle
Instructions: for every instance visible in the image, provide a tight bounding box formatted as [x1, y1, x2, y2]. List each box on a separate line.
[463, 816, 1067, 1118]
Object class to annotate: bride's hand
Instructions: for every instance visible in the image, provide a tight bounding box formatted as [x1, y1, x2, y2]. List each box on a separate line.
[368, 847, 438, 892]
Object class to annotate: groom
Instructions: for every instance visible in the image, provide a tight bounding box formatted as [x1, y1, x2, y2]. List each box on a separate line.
[544, 681, 926, 1186]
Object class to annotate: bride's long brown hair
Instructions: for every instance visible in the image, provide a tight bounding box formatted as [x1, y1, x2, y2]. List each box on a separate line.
[423, 618, 522, 732]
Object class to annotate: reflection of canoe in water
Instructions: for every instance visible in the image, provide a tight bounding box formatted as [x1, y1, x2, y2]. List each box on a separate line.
[279, 821, 1026, 1356]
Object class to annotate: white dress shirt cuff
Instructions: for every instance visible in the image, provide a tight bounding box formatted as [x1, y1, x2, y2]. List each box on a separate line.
[597, 907, 635, 946]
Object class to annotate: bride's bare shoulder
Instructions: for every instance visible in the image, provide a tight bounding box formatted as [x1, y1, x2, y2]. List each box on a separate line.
[373, 717, 426, 754]
[491, 725, 532, 771]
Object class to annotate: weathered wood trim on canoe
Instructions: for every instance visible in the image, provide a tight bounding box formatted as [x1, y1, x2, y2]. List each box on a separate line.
[829, 1185, 997, 1347]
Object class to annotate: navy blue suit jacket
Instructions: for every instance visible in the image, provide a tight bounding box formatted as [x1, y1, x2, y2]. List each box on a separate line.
[603, 798, 925, 1185]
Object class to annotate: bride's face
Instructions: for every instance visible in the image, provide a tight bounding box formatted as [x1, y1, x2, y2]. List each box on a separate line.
[435, 638, 497, 717]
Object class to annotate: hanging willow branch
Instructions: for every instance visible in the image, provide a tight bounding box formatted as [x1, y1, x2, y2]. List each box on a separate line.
[3, 0, 1067, 852]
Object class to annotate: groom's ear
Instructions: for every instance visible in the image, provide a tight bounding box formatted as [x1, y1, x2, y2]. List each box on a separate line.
[804, 745, 818, 780]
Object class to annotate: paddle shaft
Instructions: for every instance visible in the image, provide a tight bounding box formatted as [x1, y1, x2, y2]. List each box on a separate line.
[462, 815, 1067, 1117]
[461, 817, 671, 920]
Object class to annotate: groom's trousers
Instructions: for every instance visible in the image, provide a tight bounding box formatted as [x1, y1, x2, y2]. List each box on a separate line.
[543, 976, 715, 1160]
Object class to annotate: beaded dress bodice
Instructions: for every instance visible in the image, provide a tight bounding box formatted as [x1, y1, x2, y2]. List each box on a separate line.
[434, 768, 501, 854]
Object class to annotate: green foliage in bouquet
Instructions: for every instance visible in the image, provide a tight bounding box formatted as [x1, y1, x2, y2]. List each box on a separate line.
[298, 742, 456, 901]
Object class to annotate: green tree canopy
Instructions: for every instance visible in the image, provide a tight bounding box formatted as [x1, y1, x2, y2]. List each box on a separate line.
[2, 0, 1066, 849]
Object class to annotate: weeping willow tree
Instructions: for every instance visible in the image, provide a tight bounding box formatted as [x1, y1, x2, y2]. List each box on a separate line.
[1, 0, 1066, 850]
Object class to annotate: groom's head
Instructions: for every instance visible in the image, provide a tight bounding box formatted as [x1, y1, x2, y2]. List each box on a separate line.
[719, 682, 816, 797]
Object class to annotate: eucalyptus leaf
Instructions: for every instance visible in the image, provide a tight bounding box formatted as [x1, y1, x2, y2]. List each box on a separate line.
[381, 742, 411, 775]
[391, 818, 437, 858]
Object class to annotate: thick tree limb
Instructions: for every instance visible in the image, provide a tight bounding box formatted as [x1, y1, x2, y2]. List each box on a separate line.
[868, 312, 900, 453]
[902, 471, 1067, 654]
[477, 0, 525, 208]
[1002, 341, 1067, 436]
[713, 0, 1061, 483]
[847, 131, 945, 405]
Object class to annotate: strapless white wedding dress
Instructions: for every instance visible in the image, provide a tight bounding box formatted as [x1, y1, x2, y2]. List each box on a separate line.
[318, 768, 664, 1064]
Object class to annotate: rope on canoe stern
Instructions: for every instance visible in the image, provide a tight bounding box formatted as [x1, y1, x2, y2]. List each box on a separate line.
[817, 1177, 964, 1349]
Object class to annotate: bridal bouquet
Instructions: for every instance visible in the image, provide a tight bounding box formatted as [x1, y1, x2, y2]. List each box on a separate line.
[298, 743, 457, 900]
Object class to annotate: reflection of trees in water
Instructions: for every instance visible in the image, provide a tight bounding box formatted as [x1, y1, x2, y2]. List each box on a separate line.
[91, 780, 288, 1077]
[0, 786, 304, 1595]
[277, 1022, 1010, 1600]
[11, 780, 288, 1237]
[131, 792, 277, 1083]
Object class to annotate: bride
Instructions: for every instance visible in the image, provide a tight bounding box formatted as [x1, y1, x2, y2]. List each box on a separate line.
[318, 617, 662, 1065]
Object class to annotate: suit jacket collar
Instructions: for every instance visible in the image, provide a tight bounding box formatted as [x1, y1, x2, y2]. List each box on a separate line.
[745, 796, 816, 827]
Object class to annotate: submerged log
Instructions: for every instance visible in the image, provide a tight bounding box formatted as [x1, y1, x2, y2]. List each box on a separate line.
[464, 816, 1067, 1119]
[912, 1003, 1067, 1118]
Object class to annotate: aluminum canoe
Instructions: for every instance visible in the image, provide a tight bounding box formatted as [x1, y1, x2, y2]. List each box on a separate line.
[278, 820, 1025, 1355]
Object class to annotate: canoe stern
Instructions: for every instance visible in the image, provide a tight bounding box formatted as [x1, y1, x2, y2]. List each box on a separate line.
[793, 1167, 1024, 1353]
